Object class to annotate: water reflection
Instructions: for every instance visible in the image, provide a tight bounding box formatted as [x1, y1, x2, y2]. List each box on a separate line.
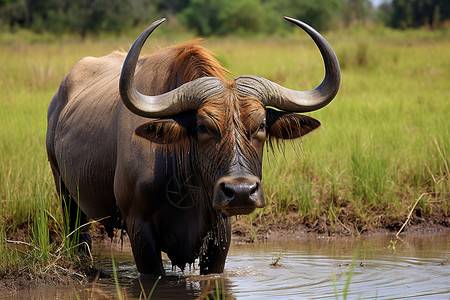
[4, 232, 449, 299]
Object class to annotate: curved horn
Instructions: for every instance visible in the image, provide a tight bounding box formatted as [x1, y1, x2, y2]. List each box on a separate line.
[235, 17, 341, 112]
[119, 18, 223, 118]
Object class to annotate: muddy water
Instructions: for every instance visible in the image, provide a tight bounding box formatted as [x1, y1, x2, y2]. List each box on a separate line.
[5, 232, 450, 299]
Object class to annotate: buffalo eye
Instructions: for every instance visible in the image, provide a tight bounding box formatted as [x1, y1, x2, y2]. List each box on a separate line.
[248, 120, 266, 140]
[258, 121, 266, 132]
[197, 123, 209, 135]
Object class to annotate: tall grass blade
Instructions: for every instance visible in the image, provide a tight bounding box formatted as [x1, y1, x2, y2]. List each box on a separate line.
[148, 276, 161, 299]
[111, 249, 122, 300]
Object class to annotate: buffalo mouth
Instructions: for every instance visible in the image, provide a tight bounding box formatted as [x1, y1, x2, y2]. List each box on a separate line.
[220, 206, 257, 216]
[213, 176, 265, 216]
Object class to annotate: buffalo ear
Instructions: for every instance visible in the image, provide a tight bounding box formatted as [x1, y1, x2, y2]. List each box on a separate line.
[266, 108, 321, 140]
[135, 120, 188, 144]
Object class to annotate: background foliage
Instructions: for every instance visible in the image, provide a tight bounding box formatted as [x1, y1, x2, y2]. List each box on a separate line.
[0, 0, 449, 37]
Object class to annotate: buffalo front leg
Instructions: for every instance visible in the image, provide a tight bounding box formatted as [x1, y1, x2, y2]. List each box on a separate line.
[127, 219, 165, 276]
[199, 215, 231, 274]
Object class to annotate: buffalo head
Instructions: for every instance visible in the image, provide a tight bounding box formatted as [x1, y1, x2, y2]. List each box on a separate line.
[119, 17, 340, 216]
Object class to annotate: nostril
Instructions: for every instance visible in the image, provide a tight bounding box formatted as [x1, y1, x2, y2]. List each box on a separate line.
[220, 182, 235, 200]
[250, 182, 259, 196]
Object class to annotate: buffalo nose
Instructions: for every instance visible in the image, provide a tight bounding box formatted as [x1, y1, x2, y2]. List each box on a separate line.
[213, 176, 265, 215]
[220, 181, 259, 202]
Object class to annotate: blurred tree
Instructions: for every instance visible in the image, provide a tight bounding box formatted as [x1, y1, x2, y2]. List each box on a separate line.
[158, 0, 190, 15]
[265, 0, 341, 31]
[179, 0, 341, 36]
[179, 0, 267, 36]
[4, 0, 448, 36]
[178, 0, 223, 35]
[390, 0, 450, 29]
[377, 1, 393, 25]
[218, 0, 266, 35]
[341, 0, 374, 26]
[0, 0, 160, 35]
[0, 0, 31, 28]
[64, 0, 134, 36]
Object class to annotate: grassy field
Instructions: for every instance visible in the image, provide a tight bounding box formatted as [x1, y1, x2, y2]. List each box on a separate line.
[0, 26, 449, 278]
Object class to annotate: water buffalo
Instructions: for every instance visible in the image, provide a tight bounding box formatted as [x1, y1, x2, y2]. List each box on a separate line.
[46, 17, 340, 275]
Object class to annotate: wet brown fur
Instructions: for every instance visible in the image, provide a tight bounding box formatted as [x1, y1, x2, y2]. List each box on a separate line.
[170, 39, 231, 86]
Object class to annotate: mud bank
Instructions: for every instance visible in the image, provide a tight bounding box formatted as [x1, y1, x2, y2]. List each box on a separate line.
[1, 213, 449, 292]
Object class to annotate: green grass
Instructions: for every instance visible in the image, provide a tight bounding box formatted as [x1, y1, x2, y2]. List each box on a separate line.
[235, 27, 450, 231]
[0, 26, 449, 276]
